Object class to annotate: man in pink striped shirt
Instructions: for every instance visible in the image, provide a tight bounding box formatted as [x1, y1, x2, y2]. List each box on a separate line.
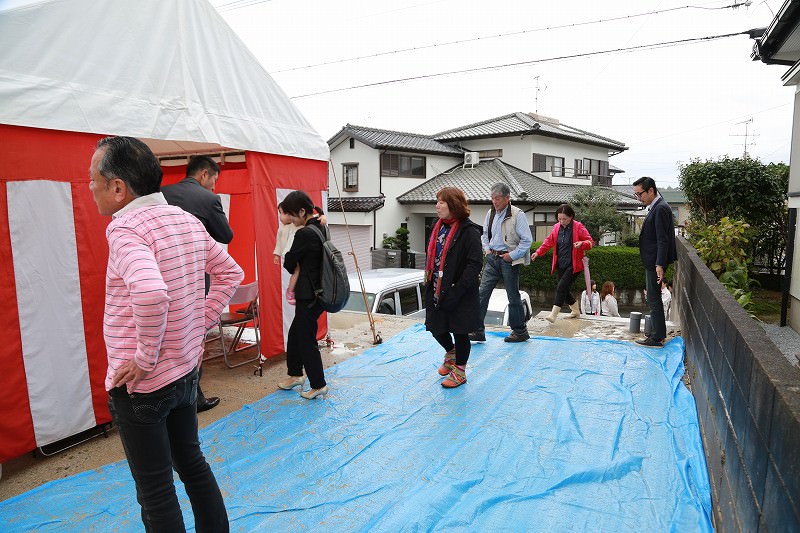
[89, 136, 243, 532]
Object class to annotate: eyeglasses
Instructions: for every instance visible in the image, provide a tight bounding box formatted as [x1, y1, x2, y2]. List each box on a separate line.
[633, 190, 645, 199]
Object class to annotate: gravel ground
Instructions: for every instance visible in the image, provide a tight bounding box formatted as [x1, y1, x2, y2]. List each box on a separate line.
[761, 323, 800, 367]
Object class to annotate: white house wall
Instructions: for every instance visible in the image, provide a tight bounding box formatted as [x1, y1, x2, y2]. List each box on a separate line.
[378, 154, 459, 250]
[787, 84, 800, 331]
[329, 138, 380, 197]
[459, 136, 610, 185]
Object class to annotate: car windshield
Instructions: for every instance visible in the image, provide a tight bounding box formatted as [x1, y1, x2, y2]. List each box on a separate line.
[484, 310, 504, 326]
[342, 292, 376, 313]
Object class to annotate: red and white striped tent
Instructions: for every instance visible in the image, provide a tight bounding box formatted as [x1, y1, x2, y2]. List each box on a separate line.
[0, 0, 329, 463]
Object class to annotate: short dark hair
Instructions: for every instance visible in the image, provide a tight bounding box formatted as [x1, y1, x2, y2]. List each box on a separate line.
[633, 176, 658, 194]
[555, 203, 575, 219]
[437, 187, 471, 220]
[186, 155, 220, 179]
[96, 136, 162, 196]
[281, 190, 315, 217]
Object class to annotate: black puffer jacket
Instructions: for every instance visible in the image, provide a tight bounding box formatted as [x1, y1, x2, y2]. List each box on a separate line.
[283, 218, 323, 301]
[424, 218, 483, 335]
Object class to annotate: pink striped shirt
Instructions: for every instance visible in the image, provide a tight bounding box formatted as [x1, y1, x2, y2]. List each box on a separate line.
[104, 198, 243, 393]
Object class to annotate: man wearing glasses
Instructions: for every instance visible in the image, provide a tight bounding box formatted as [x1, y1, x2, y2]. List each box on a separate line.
[632, 176, 677, 348]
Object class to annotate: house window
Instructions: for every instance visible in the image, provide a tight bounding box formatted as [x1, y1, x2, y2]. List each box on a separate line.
[349, 138, 355, 149]
[343, 163, 358, 192]
[578, 158, 610, 177]
[532, 153, 565, 177]
[381, 153, 426, 178]
[479, 149, 503, 158]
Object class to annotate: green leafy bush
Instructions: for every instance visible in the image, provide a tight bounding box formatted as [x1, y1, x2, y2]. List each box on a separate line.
[686, 216, 749, 275]
[521, 244, 672, 291]
[382, 226, 410, 251]
[718, 259, 758, 315]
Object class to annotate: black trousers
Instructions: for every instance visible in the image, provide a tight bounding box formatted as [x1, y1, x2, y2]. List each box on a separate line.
[432, 332, 471, 366]
[108, 368, 229, 532]
[286, 299, 326, 389]
[554, 267, 578, 307]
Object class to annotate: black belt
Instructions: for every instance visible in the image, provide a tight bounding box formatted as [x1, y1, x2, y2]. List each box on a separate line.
[489, 249, 508, 256]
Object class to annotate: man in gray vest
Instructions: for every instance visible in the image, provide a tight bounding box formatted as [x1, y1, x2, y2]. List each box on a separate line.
[469, 183, 533, 343]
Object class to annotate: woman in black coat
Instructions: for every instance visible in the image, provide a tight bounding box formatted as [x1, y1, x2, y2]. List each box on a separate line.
[279, 190, 328, 400]
[424, 187, 483, 388]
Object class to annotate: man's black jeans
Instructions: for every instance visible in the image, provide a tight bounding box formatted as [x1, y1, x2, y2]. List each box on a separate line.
[108, 367, 228, 532]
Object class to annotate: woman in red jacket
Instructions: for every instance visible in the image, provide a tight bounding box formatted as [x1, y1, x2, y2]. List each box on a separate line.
[531, 204, 594, 323]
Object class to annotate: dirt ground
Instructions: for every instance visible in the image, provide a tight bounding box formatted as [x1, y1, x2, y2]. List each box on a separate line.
[0, 311, 673, 501]
[0, 312, 419, 501]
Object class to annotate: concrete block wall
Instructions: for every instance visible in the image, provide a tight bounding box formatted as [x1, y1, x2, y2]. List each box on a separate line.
[676, 237, 800, 532]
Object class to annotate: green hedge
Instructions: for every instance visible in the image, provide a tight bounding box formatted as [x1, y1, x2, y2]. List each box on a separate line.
[520, 243, 674, 291]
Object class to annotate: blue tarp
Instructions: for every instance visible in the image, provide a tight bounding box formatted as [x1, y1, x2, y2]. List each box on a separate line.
[1, 325, 713, 532]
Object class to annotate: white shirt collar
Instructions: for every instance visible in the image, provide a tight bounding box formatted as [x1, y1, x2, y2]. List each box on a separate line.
[645, 193, 663, 213]
[112, 192, 168, 219]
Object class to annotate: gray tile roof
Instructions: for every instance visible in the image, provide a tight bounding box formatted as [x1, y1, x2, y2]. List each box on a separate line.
[433, 112, 627, 151]
[397, 159, 639, 207]
[328, 124, 463, 156]
[609, 164, 625, 174]
[328, 196, 385, 213]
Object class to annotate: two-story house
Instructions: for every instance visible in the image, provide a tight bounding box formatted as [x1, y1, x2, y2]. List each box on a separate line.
[328, 112, 636, 268]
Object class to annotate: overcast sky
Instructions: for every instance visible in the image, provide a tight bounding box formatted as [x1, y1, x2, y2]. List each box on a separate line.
[214, 0, 792, 188]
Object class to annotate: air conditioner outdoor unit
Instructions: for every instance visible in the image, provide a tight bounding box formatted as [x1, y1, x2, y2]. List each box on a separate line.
[464, 152, 480, 166]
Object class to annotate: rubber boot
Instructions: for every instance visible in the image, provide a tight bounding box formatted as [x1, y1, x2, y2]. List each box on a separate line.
[568, 301, 580, 318]
[545, 305, 560, 323]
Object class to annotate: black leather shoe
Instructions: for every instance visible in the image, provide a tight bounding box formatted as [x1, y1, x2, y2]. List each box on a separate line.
[468, 331, 486, 342]
[635, 337, 664, 348]
[197, 397, 220, 412]
[504, 331, 530, 343]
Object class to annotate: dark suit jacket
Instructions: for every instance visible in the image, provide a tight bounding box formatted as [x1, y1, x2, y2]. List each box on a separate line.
[639, 196, 677, 269]
[161, 178, 233, 244]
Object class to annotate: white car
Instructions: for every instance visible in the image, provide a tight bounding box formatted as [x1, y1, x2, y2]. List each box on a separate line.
[343, 268, 426, 317]
[343, 268, 532, 326]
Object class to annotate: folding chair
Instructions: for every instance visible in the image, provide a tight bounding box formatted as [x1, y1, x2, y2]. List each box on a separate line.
[206, 281, 261, 368]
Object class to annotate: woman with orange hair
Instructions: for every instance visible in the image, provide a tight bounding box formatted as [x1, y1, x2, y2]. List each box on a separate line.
[424, 187, 483, 388]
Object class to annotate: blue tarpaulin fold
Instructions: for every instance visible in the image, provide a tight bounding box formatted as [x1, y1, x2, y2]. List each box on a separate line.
[1, 325, 713, 532]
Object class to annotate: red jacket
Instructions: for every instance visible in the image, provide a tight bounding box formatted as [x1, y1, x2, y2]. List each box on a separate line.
[535, 220, 594, 274]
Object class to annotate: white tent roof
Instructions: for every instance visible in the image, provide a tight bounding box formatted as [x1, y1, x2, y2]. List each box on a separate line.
[0, 0, 329, 161]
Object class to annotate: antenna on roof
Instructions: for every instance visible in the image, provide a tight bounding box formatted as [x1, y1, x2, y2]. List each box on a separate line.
[533, 75, 547, 114]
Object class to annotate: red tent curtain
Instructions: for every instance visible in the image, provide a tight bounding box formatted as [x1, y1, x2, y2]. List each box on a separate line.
[0, 125, 109, 463]
[245, 151, 328, 357]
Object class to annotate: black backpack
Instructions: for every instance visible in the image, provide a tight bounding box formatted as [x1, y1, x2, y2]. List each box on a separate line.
[308, 225, 350, 312]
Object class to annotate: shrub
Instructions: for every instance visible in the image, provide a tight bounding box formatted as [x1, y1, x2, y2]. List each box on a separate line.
[719, 259, 758, 316]
[382, 226, 410, 251]
[686, 216, 750, 276]
[521, 243, 673, 291]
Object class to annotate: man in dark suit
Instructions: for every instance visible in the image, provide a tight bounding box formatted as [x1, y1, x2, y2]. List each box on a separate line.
[162, 155, 234, 411]
[633, 176, 677, 348]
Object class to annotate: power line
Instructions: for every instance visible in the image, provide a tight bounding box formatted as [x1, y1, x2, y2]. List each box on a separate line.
[216, 0, 274, 12]
[290, 32, 744, 99]
[273, 2, 751, 73]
